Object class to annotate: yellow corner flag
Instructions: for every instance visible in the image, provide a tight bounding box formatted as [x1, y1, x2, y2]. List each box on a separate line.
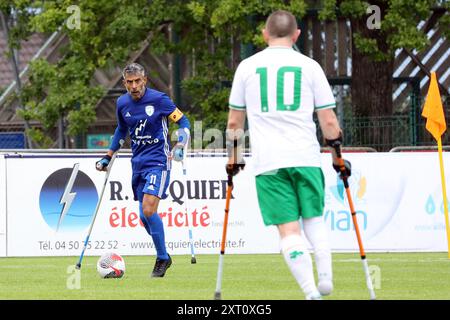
[422, 72, 447, 140]
[422, 71, 449, 258]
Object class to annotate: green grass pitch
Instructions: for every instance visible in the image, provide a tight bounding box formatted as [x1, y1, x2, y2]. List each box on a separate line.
[1, 253, 449, 300]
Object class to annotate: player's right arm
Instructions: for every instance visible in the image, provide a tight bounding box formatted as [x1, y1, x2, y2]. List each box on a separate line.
[96, 102, 128, 171]
[313, 61, 351, 178]
[317, 108, 340, 142]
[226, 62, 247, 176]
[317, 107, 351, 178]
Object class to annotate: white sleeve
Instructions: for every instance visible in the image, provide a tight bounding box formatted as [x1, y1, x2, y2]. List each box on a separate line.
[312, 62, 336, 110]
[229, 62, 246, 111]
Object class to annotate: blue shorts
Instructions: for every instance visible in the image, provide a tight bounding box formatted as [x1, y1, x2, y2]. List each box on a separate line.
[131, 169, 170, 202]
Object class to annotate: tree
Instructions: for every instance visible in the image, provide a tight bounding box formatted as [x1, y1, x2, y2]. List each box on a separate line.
[320, 0, 448, 148]
[2, 0, 448, 148]
[160, 0, 309, 146]
[2, 0, 308, 147]
[2, 0, 157, 146]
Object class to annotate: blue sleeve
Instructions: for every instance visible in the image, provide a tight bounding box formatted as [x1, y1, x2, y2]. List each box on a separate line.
[177, 114, 190, 130]
[159, 93, 177, 116]
[109, 102, 128, 151]
[175, 115, 191, 144]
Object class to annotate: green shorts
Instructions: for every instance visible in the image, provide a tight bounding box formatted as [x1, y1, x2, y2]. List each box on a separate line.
[255, 167, 325, 226]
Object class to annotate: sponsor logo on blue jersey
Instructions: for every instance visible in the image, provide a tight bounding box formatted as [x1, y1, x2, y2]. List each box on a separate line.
[131, 118, 160, 146]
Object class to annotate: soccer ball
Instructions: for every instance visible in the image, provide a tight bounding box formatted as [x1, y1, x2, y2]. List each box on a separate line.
[97, 252, 126, 278]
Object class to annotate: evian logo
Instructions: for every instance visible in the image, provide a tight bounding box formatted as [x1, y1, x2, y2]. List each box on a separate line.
[145, 105, 154, 117]
[329, 173, 367, 205]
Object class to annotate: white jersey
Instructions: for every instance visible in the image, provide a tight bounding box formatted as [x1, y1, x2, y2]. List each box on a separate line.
[229, 46, 336, 175]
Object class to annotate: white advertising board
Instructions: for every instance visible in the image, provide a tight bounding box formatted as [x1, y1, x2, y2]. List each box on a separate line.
[2, 152, 449, 257]
[4, 153, 278, 257]
[0, 154, 6, 257]
[321, 152, 449, 252]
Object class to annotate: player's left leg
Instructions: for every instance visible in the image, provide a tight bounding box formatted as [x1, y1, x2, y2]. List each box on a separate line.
[278, 221, 322, 300]
[303, 217, 333, 295]
[141, 194, 172, 277]
[292, 167, 333, 296]
[133, 170, 172, 277]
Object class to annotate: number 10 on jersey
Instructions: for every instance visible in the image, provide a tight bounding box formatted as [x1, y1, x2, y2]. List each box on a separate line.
[256, 66, 302, 112]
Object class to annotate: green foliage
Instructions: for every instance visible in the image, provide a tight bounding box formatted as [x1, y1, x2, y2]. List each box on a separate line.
[318, 0, 442, 61]
[353, 33, 388, 61]
[4, 0, 152, 147]
[24, 127, 54, 148]
[338, 0, 368, 18]
[173, 0, 308, 141]
[0, 0, 40, 49]
[187, 2, 206, 23]
[4, 0, 447, 148]
[439, 1, 450, 39]
[382, 0, 433, 53]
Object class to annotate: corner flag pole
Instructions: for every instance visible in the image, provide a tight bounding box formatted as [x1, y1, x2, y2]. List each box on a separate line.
[437, 137, 450, 258]
[421, 71, 449, 258]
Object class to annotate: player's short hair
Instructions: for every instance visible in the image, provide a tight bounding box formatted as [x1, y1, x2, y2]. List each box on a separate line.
[265, 10, 298, 38]
[122, 62, 145, 79]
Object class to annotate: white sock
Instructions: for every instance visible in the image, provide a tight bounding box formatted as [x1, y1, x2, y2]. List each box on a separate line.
[280, 234, 320, 299]
[303, 217, 333, 295]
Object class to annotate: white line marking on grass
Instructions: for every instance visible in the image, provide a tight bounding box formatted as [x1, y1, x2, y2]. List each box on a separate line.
[334, 258, 450, 263]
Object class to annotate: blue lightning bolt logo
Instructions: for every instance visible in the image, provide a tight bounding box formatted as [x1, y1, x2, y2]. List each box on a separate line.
[57, 163, 80, 232]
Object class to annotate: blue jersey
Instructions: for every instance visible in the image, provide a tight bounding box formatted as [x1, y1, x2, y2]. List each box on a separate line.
[113, 88, 176, 173]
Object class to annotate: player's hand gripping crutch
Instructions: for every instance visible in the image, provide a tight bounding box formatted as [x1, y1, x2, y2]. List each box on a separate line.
[330, 140, 376, 300]
[214, 157, 245, 300]
[75, 142, 122, 270]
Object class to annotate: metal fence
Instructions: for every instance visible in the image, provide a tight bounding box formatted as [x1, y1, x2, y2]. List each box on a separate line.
[341, 96, 449, 151]
[313, 94, 449, 152]
[0, 123, 28, 149]
[1, 97, 448, 151]
[341, 115, 412, 151]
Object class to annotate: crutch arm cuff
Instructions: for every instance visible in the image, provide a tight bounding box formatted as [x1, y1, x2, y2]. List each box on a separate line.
[325, 132, 343, 149]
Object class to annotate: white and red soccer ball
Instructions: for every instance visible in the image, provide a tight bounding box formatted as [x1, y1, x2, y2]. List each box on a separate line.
[97, 252, 126, 278]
